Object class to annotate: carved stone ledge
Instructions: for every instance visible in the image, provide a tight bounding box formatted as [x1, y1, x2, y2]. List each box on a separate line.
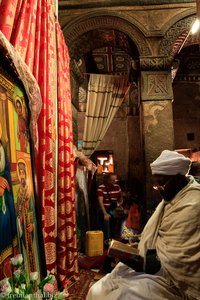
[59, 0, 195, 10]
[174, 74, 200, 82]
[140, 56, 173, 71]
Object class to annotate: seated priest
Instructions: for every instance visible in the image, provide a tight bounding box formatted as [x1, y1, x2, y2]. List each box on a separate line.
[87, 150, 200, 300]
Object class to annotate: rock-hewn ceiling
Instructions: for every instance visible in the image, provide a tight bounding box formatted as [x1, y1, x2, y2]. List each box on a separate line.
[59, 0, 198, 78]
[89, 47, 131, 74]
[58, 0, 195, 9]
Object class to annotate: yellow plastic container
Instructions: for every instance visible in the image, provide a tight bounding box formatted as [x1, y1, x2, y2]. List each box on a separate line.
[85, 231, 104, 256]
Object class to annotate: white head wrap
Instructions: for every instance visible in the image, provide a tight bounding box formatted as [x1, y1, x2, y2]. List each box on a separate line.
[150, 150, 191, 176]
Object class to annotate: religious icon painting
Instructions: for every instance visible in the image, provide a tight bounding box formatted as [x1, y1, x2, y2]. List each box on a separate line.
[14, 88, 30, 154]
[0, 66, 41, 280]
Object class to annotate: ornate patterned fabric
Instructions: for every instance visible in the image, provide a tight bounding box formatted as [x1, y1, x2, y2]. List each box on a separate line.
[56, 21, 79, 286]
[0, 0, 78, 286]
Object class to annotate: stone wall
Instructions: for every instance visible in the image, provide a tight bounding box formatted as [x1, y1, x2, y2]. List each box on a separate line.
[72, 104, 78, 146]
[96, 110, 129, 181]
[173, 81, 200, 150]
[78, 108, 143, 183]
[78, 109, 129, 180]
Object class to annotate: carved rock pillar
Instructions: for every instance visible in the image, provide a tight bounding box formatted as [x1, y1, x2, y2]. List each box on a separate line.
[140, 63, 174, 215]
[70, 60, 84, 146]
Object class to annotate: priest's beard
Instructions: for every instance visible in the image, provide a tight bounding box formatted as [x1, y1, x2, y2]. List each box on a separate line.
[159, 174, 188, 202]
[0, 143, 5, 173]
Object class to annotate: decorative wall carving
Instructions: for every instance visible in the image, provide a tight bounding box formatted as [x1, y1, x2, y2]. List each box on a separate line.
[141, 71, 173, 100]
[92, 46, 131, 74]
[63, 15, 152, 58]
[140, 56, 173, 70]
[175, 74, 200, 82]
[148, 75, 167, 95]
[79, 86, 87, 103]
[159, 14, 195, 57]
[71, 31, 130, 60]
[70, 59, 85, 83]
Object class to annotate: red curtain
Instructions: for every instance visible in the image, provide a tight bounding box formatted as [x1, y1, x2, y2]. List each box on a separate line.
[0, 0, 78, 287]
[56, 22, 78, 285]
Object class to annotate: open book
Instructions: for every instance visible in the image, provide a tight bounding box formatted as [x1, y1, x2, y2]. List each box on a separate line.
[108, 240, 139, 260]
[108, 240, 162, 274]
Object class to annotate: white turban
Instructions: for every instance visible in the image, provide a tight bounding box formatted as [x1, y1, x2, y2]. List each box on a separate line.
[150, 150, 191, 176]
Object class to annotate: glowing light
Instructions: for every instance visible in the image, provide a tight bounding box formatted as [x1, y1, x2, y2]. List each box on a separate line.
[97, 154, 114, 174]
[191, 19, 200, 34]
[98, 157, 107, 165]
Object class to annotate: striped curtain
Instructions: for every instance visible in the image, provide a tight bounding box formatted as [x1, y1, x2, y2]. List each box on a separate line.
[83, 74, 130, 157]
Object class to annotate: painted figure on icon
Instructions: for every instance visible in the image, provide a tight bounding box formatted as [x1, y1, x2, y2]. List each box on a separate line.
[16, 160, 35, 272]
[0, 123, 17, 279]
[15, 97, 29, 153]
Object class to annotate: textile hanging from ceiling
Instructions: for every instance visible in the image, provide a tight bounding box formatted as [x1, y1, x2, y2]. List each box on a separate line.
[56, 21, 79, 286]
[83, 74, 130, 157]
[0, 0, 78, 287]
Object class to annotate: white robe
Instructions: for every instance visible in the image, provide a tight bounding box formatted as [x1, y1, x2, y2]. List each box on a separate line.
[87, 176, 200, 300]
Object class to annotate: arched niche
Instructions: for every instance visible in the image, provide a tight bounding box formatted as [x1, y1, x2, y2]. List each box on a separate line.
[62, 12, 152, 59]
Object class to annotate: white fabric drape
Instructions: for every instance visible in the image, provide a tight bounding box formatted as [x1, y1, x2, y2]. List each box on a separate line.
[138, 176, 200, 299]
[83, 74, 130, 157]
[75, 166, 90, 229]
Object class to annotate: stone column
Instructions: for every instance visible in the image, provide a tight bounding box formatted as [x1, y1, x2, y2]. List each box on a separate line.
[70, 60, 85, 146]
[140, 67, 174, 216]
[126, 83, 144, 202]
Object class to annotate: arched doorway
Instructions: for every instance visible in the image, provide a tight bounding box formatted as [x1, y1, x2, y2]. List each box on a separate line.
[76, 31, 144, 228]
[63, 13, 148, 228]
[64, 13, 148, 183]
[75, 28, 141, 181]
[65, 14, 151, 181]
